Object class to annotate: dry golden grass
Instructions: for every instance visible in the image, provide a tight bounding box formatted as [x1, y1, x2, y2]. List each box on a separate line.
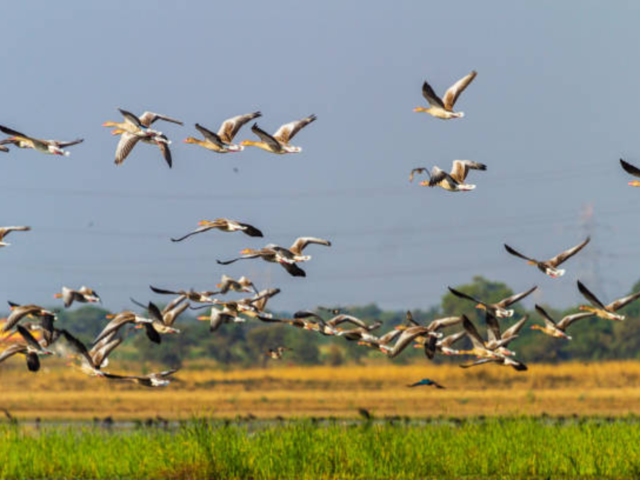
[1, 359, 640, 420]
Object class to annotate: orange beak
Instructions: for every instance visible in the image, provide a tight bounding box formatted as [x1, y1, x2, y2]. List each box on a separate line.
[197, 316, 208, 321]
[197, 220, 209, 226]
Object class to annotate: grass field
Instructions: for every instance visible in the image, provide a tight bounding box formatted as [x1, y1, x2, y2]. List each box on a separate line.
[1, 418, 639, 479]
[1, 360, 640, 420]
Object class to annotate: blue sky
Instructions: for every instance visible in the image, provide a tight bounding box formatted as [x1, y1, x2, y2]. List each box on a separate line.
[1, 1, 639, 313]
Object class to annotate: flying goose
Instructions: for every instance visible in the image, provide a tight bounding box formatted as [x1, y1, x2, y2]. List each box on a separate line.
[576, 281, 640, 321]
[103, 368, 179, 387]
[448, 285, 537, 318]
[294, 311, 381, 337]
[110, 129, 174, 167]
[129, 300, 183, 343]
[620, 158, 640, 186]
[171, 218, 263, 242]
[504, 237, 590, 278]
[460, 356, 528, 371]
[200, 289, 280, 322]
[0, 325, 53, 372]
[457, 315, 510, 359]
[378, 326, 434, 358]
[483, 312, 529, 356]
[149, 285, 216, 304]
[0, 226, 31, 248]
[418, 330, 467, 359]
[197, 305, 244, 332]
[354, 328, 402, 349]
[54, 286, 101, 308]
[256, 313, 325, 332]
[88, 333, 124, 369]
[399, 311, 463, 336]
[60, 329, 106, 377]
[1, 303, 56, 333]
[266, 346, 291, 360]
[184, 112, 262, 153]
[103, 109, 182, 166]
[419, 160, 487, 191]
[240, 115, 317, 154]
[214, 275, 258, 295]
[414, 71, 477, 119]
[93, 311, 154, 344]
[217, 237, 331, 275]
[533, 305, 594, 340]
[235, 288, 281, 317]
[0, 125, 83, 156]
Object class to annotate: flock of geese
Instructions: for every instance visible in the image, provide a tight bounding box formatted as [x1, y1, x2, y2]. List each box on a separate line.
[0, 109, 317, 167]
[0, 71, 639, 390]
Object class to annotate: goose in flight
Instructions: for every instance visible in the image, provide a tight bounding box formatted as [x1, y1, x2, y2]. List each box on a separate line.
[1, 303, 56, 333]
[620, 158, 640, 186]
[171, 218, 263, 242]
[533, 305, 594, 340]
[414, 71, 477, 119]
[214, 275, 258, 295]
[217, 237, 331, 277]
[0, 125, 83, 156]
[457, 316, 511, 359]
[417, 160, 487, 191]
[448, 285, 537, 318]
[266, 346, 291, 360]
[483, 313, 529, 356]
[256, 313, 325, 332]
[378, 326, 435, 358]
[235, 288, 281, 317]
[103, 369, 178, 387]
[54, 286, 101, 308]
[103, 108, 182, 167]
[240, 115, 316, 154]
[197, 305, 245, 332]
[128, 300, 183, 343]
[576, 281, 640, 321]
[93, 311, 154, 344]
[0, 325, 53, 372]
[460, 356, 528, 372]
[184, 112, 262, 153]
[504, 237, 590, 278]
[149, 285, 216, 304]
[60, 329, 107, 377]
[419, 330, 467, 359]
[294, 311, 381, 337]
[0, 226, 31, 248]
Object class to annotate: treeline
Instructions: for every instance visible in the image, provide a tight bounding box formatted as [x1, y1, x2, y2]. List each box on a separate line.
[10, 276, 640, 368]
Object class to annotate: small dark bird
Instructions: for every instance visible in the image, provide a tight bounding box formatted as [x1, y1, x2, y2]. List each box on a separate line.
[358, 407, 373, 420]
[407, 378, 446, 389]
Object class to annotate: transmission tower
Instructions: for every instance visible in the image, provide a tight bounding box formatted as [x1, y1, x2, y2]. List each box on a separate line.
[577, 203, 605, 296]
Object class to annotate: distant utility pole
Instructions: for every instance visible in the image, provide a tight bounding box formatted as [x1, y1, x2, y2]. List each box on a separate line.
[578, 203, 605, 296]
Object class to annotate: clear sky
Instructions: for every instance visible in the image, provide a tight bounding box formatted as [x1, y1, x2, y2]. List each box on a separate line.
[1, 1, 639, 314]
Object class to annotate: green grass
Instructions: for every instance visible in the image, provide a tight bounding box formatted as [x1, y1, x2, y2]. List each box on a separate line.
[0, 418, 639, 478]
